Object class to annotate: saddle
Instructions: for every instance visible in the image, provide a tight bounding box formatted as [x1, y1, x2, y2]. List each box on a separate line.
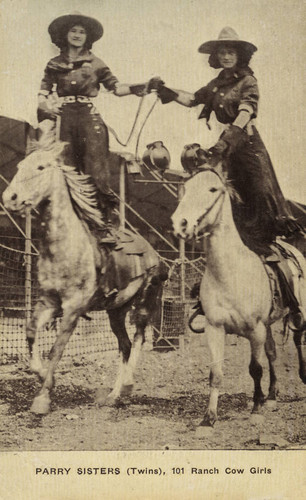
[263, 239, 304, 323]
[99, 228, 159, 297]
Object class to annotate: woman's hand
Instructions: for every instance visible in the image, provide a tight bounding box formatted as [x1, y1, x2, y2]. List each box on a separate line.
[207, 125, 247, 166]
[37, 97, 61, 121]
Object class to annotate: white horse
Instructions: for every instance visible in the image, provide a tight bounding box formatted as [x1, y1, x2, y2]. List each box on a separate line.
[172, 166, 306, 427]
[2, 131, 166, 415]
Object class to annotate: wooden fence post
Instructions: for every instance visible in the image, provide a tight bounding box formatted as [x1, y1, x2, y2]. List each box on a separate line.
[25, 207, 32, 328]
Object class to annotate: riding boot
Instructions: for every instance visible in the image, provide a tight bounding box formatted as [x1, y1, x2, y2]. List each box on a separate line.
[98, 246, 119, 299]
[96, 199, 119, 247]
[97, 225, 117, 246]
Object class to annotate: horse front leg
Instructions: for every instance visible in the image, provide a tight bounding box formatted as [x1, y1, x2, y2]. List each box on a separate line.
[249, 322, 266, 414]
[199, 324, 225, 428]
[30, 308, 79, 415]
[26, 298, 60, 378]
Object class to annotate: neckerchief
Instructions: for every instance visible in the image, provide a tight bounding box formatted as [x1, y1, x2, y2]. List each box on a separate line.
[47, 50, 95, 73]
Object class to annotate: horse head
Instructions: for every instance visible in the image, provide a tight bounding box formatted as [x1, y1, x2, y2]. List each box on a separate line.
[171, 166, 226, 240]
[2, 123, 66, 214]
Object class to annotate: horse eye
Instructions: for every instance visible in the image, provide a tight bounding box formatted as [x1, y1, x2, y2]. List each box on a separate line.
[37, 165, 45, 170]
[209, 187, 218, 193]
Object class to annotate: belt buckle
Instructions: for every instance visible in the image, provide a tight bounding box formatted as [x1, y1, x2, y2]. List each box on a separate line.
[64, 96, 76, 103]
[77, 96, 89, 103]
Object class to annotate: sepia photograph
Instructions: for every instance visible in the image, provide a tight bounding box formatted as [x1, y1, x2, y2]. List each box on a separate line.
[0, 0, 305, 498]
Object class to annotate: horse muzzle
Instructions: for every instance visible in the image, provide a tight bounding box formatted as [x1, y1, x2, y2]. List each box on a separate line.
[172, 217, 195, 240]
[2, 188, 30, 213]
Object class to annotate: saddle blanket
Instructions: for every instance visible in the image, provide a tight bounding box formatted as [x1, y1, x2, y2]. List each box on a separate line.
[102, 229, 159, 293]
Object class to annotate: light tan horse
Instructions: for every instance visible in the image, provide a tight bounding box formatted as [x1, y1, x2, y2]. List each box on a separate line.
[2, 133, 166, 415]
[172, 167, 306, 428]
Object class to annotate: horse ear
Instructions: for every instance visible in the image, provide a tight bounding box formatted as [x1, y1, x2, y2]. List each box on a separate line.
[214, 161, 224, 177]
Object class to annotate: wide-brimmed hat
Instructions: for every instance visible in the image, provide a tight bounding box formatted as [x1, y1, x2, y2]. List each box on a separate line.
[198, 27, 257, 54]
[48, 12, 103, 47]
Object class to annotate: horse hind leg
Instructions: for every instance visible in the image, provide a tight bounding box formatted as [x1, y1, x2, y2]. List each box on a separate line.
[293, 328, 306, 384]
[128, 267, 165, 384]
[264, 325, 278, 408]
[249, 322, 266, 414]
[99, 304, 132, 405]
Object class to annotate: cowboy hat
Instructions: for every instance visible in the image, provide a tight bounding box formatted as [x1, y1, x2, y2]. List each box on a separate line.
[48, 12, 103, 47]
[198, 27, 257, 54]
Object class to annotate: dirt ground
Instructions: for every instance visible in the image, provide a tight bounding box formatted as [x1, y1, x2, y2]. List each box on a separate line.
[0, 323, 305, 451]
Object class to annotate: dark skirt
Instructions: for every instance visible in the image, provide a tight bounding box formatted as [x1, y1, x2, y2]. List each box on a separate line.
[227, 126, 298, 255]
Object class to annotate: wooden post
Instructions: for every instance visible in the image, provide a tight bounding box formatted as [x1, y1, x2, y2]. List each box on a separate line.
[24, 207, 32, 328]
[119, 159, 126, 228]
[178, 183, 185, 301]
[177, 183, 185, 351]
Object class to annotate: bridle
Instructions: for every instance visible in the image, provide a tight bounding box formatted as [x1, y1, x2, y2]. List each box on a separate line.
[191, 167, 226, 239]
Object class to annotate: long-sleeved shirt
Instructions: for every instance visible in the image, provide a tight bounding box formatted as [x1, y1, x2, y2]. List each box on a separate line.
[193, 66, 259, 125]
[40, 50, 119, 97]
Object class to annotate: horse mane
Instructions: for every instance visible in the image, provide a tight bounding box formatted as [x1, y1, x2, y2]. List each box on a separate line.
[27, 124, 105, 228]
[197, 165, 242, 204]
[60, 165, 105, 227]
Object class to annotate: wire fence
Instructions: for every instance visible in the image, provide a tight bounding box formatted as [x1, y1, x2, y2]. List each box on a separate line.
[0, 230, 205, 364]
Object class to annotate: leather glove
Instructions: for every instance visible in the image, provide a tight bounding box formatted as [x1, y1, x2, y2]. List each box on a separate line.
[129, 83, 148, 96]
[147, 76, 165, 93]
[37, 99, 60, 122]
[221, 125, 247, 150]
[208, 125, 246, 166]
[157, 85, 178, 104]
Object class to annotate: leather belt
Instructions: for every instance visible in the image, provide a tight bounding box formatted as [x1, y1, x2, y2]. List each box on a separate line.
[61, 95, 93, 104]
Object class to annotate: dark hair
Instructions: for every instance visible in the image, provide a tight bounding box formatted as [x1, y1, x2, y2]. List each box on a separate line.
[208, 43, 254, 69]
[53, 22, 94, 50]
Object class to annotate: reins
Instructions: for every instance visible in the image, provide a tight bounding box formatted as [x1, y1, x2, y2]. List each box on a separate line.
[106, 94, 160, 158]
[193, 168, 226, 239]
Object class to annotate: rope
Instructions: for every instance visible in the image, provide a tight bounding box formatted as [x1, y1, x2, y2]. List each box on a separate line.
[135, 96, 159, 158]
[106, 96, 145, 147]
[0, 173, 9, 186]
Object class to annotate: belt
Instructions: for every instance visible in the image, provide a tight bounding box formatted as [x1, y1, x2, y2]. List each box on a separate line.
[60, 95, 93, 104]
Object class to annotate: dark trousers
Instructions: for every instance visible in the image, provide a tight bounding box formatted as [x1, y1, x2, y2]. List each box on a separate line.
[60, 102, 117, 209]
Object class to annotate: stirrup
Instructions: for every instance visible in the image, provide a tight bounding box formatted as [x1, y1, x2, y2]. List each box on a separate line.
[104, 288, 118, 299]
[99, 235, 117, 245]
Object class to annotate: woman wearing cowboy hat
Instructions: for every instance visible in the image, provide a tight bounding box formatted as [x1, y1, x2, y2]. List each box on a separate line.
[152, 27, 305, 328]
[38, 12, 151, 245]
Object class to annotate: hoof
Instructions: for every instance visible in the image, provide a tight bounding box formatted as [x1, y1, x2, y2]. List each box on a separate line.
[30, 395, 50, 415]
[299, 363, 306, 384]
[250, 413, 265, 426]
[120, 384, 134, 397]
[195, 425, 214, 438]
[29, 362, 48, 381]
[265, 399, 277, 410]
[95, 388, 119, 407]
